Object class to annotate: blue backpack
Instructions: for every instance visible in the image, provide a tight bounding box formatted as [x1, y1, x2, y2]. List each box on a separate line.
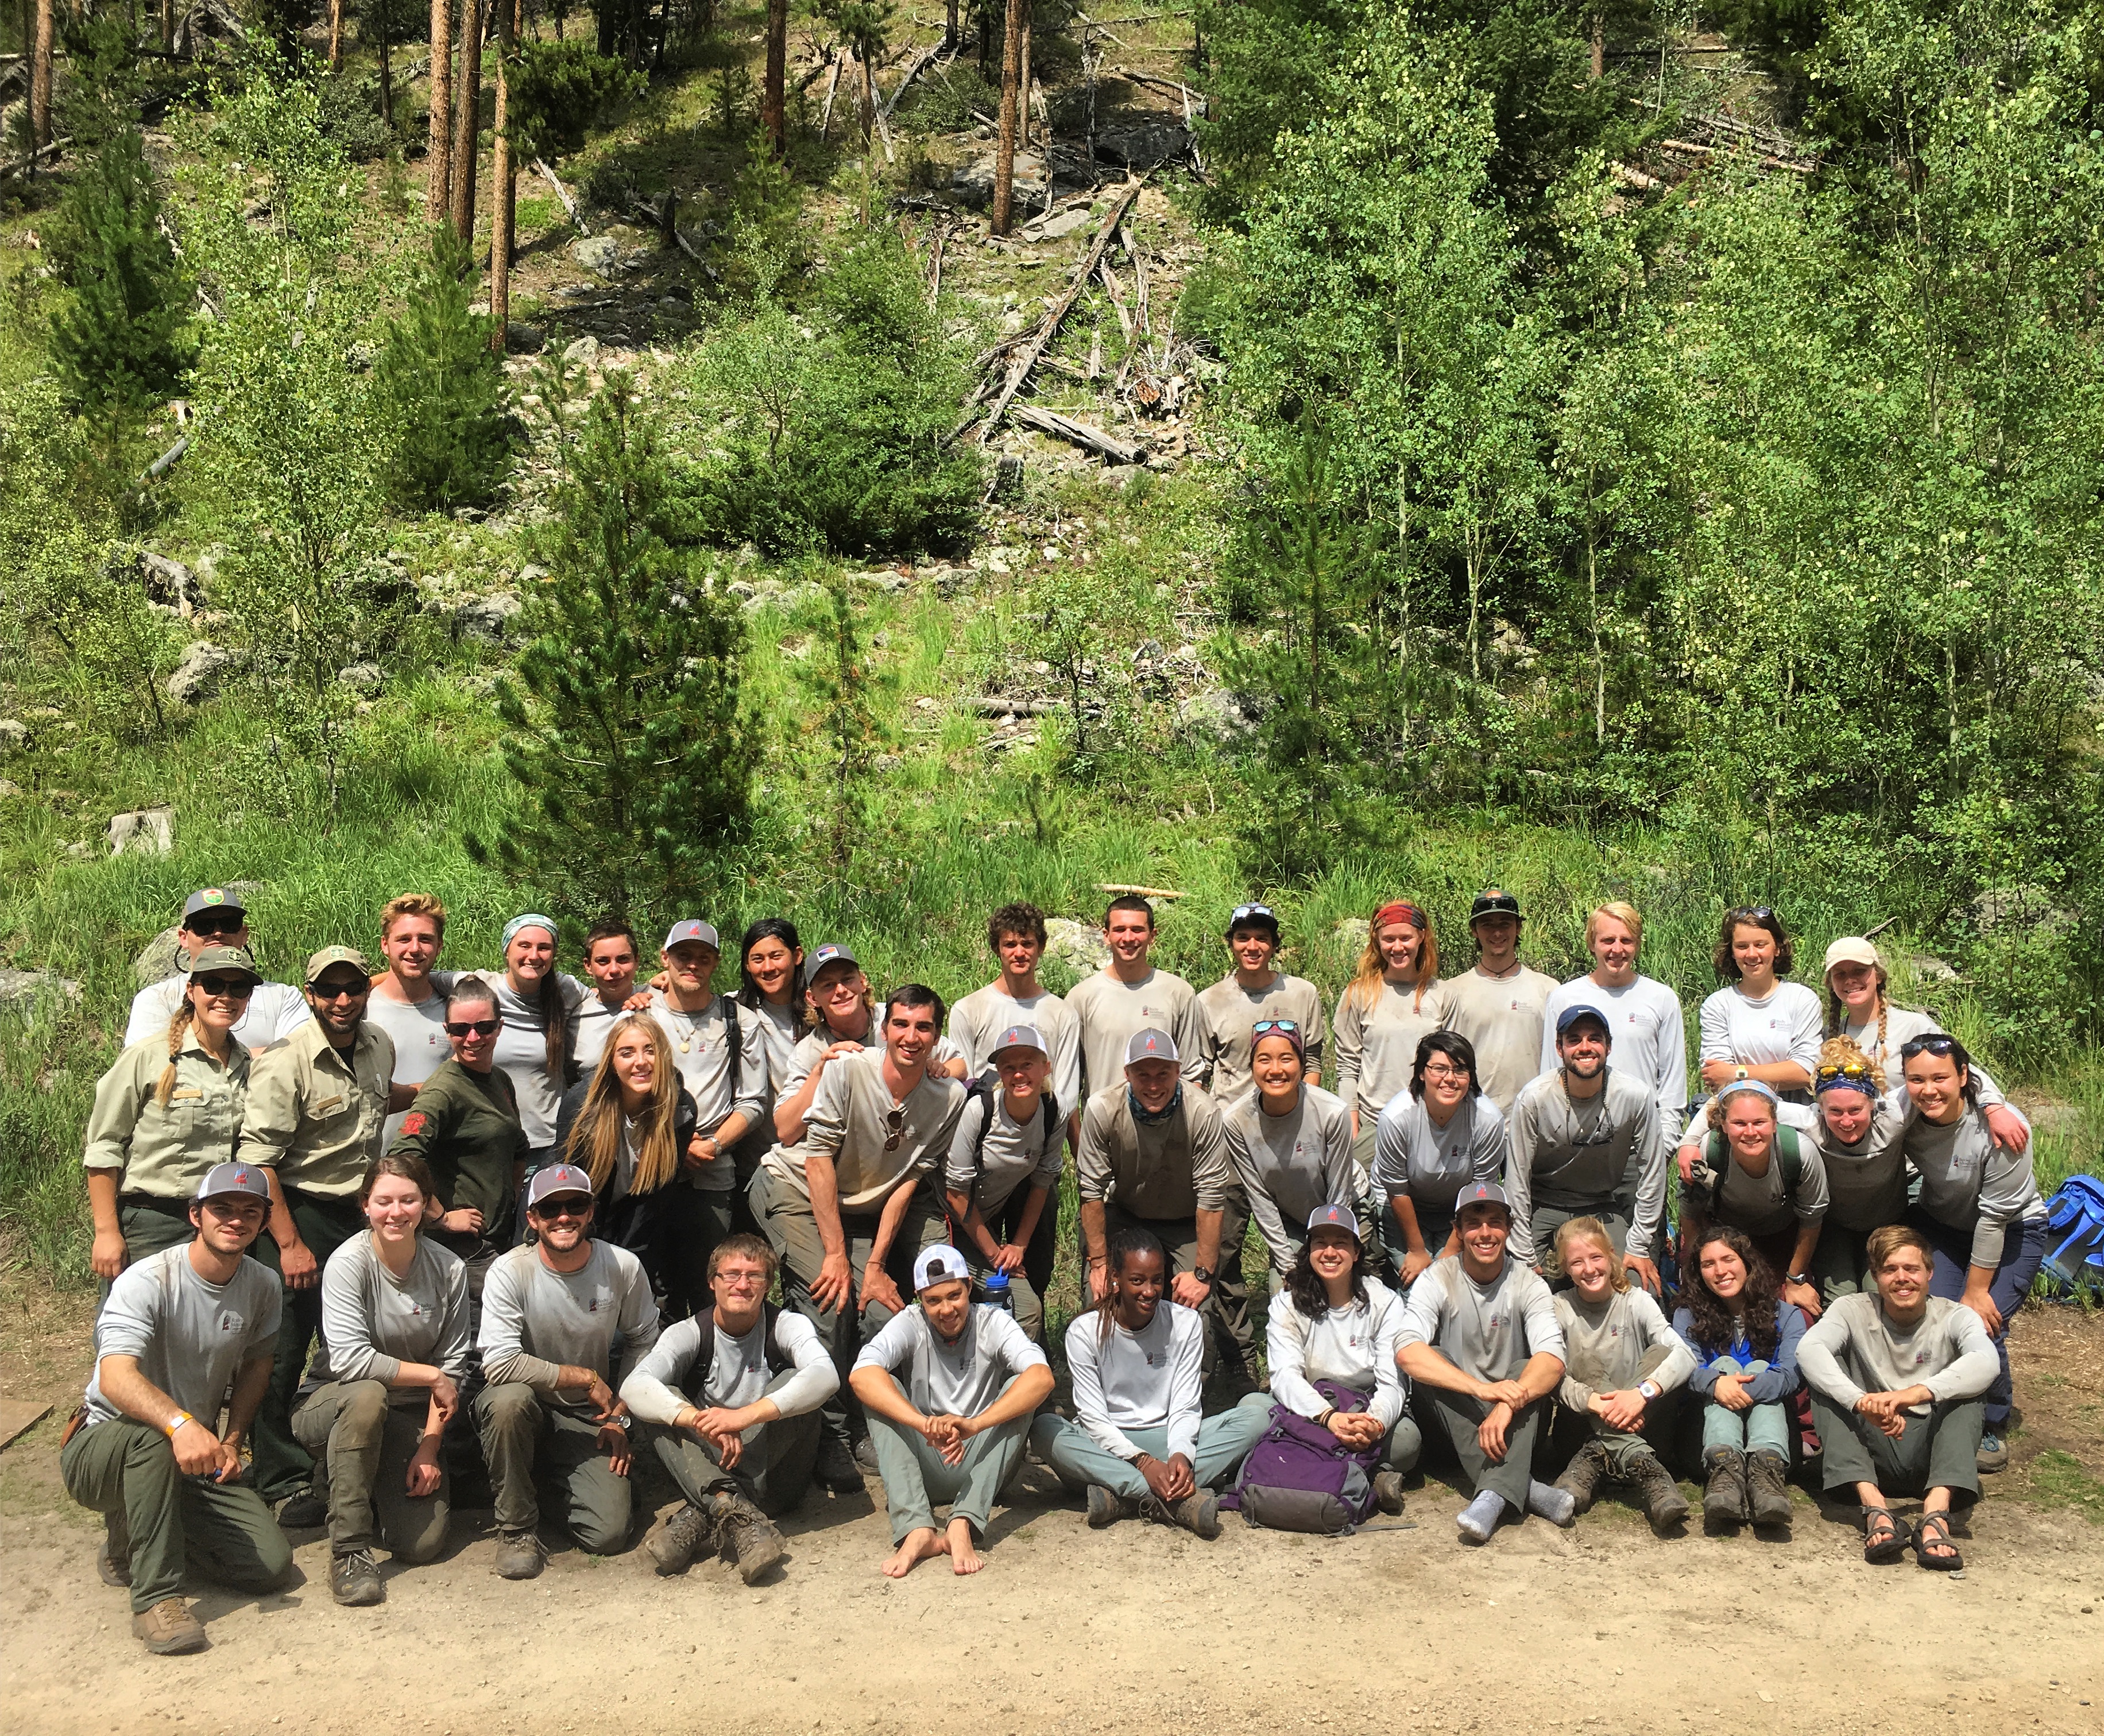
[1220, 1380, 1383, 1534]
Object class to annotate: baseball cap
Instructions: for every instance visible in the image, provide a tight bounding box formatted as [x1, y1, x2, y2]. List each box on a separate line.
[195, 1161, 272, 1203]
[663, 919, 721, 952]
[1304, 1203, 1360, 1238]
[184, 944, 262, 984]
[1554, 1002, 1611, 1040]
[1470, 888, 1522, 923]
[526, 1164, 595, 1208]
[913, 1244, 970, 1292]
[1455, 1180, 1511, 1215]
[989, 1023, 1047, 1059]
[1823, 936, 1883, 975]
[1124, 1027, 1179, 1066]
[305, 944, 371, 985]
[1227, 902, 1279, 936]
[807, 943, 859, 976]
[183, 887, 246, 923]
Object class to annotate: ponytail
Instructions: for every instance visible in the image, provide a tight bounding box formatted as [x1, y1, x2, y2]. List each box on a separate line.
[1095, 1226, 1165, 1348]
[536, 970, 570, 1078]
[154, 1002, 197, 1107]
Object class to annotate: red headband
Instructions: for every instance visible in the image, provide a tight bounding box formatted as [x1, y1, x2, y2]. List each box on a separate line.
[1373, 901, 1427, 931]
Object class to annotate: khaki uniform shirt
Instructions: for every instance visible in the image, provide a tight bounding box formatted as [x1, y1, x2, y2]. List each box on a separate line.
[82, 1033, 252, 1198]
[241, 1018, 396, 1198]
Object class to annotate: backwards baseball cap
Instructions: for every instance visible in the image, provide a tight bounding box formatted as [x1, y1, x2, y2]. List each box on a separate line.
[305, 944, 371, 985]
[1824, 936, 1884, 975]
[1227, 902, 1279, 936]
[807, 943, 860, 976]
[183, 886, 246, 923]
[526, 1164, 594, 1208]
[184, 943, 262, 984]
[1470, 888, 1522, 924]
[196, 1161, 272, 1203]
[913, 1244, 970, 1292]
[663, 919, 721, 952]
[989, 1023, 1047, 1059]
[1124, 1026, 1180, 1066]
[1304, 1202, 1360, 1239]
[1555, 1002, 1612, 1040]
[1455, 1180, 1511, 1215]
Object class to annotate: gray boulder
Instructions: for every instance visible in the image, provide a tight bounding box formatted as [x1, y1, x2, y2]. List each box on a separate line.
[0, 719, 27, 754]
[134, 926, 184, 985]
[570, 236, 621, 274]
[1333, 917, 1371, 963]
[0, 968, 83, 1021]
[1177, 688, 1259, 746]
[109, 806, 176, 857]
[132, 549, 198, 613]
[1043, 916, 1110, 979]
[505, 322, 547, 354]
[337, 662, 385, 698]
[454, 594, 524, 643]
[563, 335, 602, 370]
[168, 641, 238, 706]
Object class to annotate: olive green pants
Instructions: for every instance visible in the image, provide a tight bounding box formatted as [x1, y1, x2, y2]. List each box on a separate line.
[293, 1379, 450, 1562]
[474, 1382, 632, 1553]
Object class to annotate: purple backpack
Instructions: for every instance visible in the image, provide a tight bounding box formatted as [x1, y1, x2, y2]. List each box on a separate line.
[1220, 1380, 1382, 1534]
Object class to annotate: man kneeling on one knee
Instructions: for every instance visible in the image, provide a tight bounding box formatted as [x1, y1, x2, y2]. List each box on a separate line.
[849, 1244, 1053, 1577]
[474, 1163, 662, 1578]
[620, 1234, 840, 1584]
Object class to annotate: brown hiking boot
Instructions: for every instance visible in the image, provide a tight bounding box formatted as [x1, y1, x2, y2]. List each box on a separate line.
[494, 1529, 547, 1579]
[1372, 1470, 1406, 1516]
[1554, 1440, 1612, 1516]
[1627, 1452, 1691, 1530]
[131, 1597, 207, 1656]
[643, 1502, 713, 1576]
[707, 1491, 784, 1584]
[1701, 1447, 1748, 1527]
[1745, 1449, 1793, 1528]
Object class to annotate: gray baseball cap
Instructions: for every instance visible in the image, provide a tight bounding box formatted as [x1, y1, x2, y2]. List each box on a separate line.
[989, 1023, 1047, 1059]
[526, 1164, 594, 1208]
[195, 1161, 272, 1203]
[1124, 1027, 1179, 1066]
[663, 919, 721, 952]
[1455, 1180, 1512, 1215]
[182, 886, 246, 923]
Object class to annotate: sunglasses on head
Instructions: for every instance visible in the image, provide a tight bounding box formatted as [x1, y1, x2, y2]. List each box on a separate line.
[1727, 906, 1778, 925]
[193, 975, 256, 999]
[1899, 1034, 1960, 1059]
[1816, 1060, 1877, 1084]
[445, 1018, 501, 1037]
[1251, 1019, 1301, 1037]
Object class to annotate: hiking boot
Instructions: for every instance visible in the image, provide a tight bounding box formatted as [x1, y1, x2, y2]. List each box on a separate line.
[1745, 1450, 1793, 1528]
[1976, 1431, 2009, 1474]
[493, 1529, 547, 1580]
[1372, 1470, 1406, 1516]
[708, 1491, 785, 1584]
[1166, 1491, 1220, 1540]
[1627, 1452, 1691, 1530]
[814, 1435, 864, 1493]
[274, 1490, 328, 1530]
[97, 1514, 132, 1588]
[330, 1548, 384, 1607]
[1554, 1440, 1612, 1516]
[1701, 1447, 1748, 1528]
[130, 1596, 207, 1656]
[852, 1434, 882, 1477]
[643, 1502, 713, 1576]
[1085, 1485, 1139, 1528]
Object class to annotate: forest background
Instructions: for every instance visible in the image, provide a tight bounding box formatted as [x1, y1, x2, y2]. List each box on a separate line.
[0, 0, 2099, 1348]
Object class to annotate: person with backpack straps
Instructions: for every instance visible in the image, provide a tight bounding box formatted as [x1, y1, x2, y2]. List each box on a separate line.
[1673, 1079, 1829, 1323]
[942, 1024, 1063, 1343]
[620, 1233, 839, 1585]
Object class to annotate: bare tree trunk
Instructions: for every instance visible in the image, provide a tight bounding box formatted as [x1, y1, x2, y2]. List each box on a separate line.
[160, 0, 173, 54]
[1587, 528, 1604, 744]
[943, 0, 955, 49]
[1016, 1, 1030, 147]
[29, 0, 53, 147]
[379, 18, 393, 123]
[429, 0, 454, 219]
[328, 0, 343, 69]
[761, 0, 786, 153]
[857, 36, 875, 142]
[451, 0, 485, 242]
[992, 0, 1023, 235]
[489, 0, 516, 351]
[1590, 10, 1603, 79]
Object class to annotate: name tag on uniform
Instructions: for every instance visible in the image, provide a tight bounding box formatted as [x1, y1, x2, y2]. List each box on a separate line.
[171, 1087, 204, 1103]
[313, 1094, 347, 1116]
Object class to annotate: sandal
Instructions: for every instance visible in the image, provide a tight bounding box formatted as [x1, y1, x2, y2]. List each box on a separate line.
[1861, 1505, 1912, 1564]
[1913, 1511, 1964, 1572]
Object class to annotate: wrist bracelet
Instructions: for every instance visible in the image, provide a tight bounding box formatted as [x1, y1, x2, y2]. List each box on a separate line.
[164, 1410, 194, 1438]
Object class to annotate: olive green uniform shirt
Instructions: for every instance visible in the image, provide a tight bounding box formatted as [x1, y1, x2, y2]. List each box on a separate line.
[386, 1059, 532, 1251]
[239, 1018, 396, 1198]
[82, 1033, 253, 1198]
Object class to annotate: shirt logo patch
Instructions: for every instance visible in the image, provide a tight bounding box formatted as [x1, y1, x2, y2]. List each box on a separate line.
[216, 1310, 246, 1335]
[399, 1111, 430, 1138]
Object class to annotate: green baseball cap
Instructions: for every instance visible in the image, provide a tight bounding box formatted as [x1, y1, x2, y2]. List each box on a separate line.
[184, 944, 263, 983]
[304, 944, 371, 985]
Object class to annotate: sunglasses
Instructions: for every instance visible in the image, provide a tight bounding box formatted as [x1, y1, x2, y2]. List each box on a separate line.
[1251, 1018, 1301, 1036]
[445, 1018, 502, 1037]
[193, 975, 256, 999]
[883, 1106, 907, 1153]
[311, 979, 370, 1001]
[533, 1196, 591, 1220]
[1898, 1034, 1959, 1058]
[1816, 1060, 1877, 1083]
[1727, 906, 1778, 925]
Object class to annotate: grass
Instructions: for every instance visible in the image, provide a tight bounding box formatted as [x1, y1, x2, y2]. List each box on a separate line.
[2024, 1451, 2104, 1524]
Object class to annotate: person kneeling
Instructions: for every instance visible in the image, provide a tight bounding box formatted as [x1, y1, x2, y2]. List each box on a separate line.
[849, 1245, 1054, 1577]
[1030, 1229, 1271, 1538]
[474, 1164, 662, 1578]
[620, 1234, 840, 1584]
[1396, 1183, 1571, 1544]
[1549, 1216, 1695, 1532]
[60, 1163, 294, 1655]
[1798, 1223, 1997, 1571]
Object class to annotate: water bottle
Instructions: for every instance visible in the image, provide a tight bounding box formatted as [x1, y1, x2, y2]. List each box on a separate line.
[982, 1269, 1014, 1313]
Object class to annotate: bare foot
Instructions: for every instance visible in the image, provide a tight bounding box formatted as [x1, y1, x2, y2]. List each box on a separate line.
[879, 1528, 947, 1579]
[947, 1518, 983, 1576]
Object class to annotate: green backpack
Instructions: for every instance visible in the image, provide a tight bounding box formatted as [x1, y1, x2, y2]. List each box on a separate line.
[1701, 1124, 1805, 1213]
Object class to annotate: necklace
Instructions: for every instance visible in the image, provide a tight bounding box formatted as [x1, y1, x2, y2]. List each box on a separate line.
[661, 996, 701, 1055]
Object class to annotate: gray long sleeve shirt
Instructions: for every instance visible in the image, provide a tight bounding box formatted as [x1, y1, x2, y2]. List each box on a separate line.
[1900, 1095, 2043, 1269]
[1062, 1301, 1206, 1462]
[642, 990, 768, 1189]
[82, 1245, 281, 1432]
[1220, 1083, 1360, 1274]
[1503, 1069, 1666, 1261]
[1397, 1255, 1565, 1382]
[1265, 1280, 1408, 1431]
[1066, 968, 1210, 1096]
[1194, 972, 1329, 1103]
[620, 1307, 839, 1425]
[762, 1048, 966, 1214]
[944, 1086, 1064, 1219]
[312, 1232, 473, 1398]
[1076, 1084, 1229, 1219]
[1796, 1293, 1999, 1413]
[1540, 975, 1689, 1141]
[477, 1240, 662, 1412]
[851, 1303, 1049, 1417]
[947, 985, 1083, 1119]
[1551, 1287, 1695, 1413]
[1372, 1091, 1506, 1218]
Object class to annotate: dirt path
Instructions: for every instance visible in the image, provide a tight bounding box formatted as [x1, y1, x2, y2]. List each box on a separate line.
[2, 1295, 2101, 1735]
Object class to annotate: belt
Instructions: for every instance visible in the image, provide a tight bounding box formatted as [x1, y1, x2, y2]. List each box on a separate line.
[118, 1192, 191, 1211]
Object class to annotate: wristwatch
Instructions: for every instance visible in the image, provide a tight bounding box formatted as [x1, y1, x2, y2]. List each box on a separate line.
[1190, 1265, 1215, 1288]
[1638, 1381, 1660, 1401]
[1788, 1272, 1813, 1288]
[1733, 1065, 1749, 1082]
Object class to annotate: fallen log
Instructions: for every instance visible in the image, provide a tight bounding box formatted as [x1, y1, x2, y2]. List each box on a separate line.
[956, 695, 1068, 716]
[1012, 403, 1144, 464]
[535, 158, 587, 233]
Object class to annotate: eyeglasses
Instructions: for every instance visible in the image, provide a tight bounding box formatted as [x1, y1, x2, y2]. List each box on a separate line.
[1251, 1019, 1300, 1036]
[883, 1106, 907, 1153]
[444, 1018, 501, 1037]
[534, 1197, 591, 1220]
[311, 979, 370, 1002]
[193, 975, 256, 999]
[1898, 1034, 1959, 1059]
[1422, 1061, 1468, 1080]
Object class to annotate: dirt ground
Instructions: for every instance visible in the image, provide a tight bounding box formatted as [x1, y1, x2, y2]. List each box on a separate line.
[2, 1281, 2101, 1736]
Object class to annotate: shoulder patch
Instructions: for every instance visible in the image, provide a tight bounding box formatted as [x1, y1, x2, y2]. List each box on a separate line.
[399, 1111, 430, 1138]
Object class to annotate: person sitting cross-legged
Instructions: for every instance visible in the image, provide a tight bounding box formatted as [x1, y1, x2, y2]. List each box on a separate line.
[60, 1162, 294, 1655]
[620, 1234, 840, 1584]
[1396, 1182, 1572, 1544]
[1797, 1223, 1998, 1571]
[473, 1163, 660, 1579]
[1029, 1228, 1271, 1539]
[848, 1244, 1054, 1578]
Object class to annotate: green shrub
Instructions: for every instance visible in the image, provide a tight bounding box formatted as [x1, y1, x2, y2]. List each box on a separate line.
[372, 225, 514, 511]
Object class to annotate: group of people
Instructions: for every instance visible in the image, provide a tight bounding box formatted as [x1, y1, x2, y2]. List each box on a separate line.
[67, 884, 2049, 1653]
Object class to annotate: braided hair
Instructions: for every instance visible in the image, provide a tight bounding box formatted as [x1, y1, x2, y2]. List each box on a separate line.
[1096, 1225, 1166, 1347]
[153, 1000, 198, 1107]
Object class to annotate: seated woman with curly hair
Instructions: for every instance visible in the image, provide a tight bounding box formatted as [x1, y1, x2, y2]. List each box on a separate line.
[1671, 1226, 1804, 1532]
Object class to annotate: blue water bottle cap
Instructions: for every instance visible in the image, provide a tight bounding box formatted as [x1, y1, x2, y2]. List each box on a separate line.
[984, 1269, 1010, 1288]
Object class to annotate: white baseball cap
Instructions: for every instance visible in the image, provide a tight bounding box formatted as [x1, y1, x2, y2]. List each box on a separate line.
[913, 1244, 970, 1292]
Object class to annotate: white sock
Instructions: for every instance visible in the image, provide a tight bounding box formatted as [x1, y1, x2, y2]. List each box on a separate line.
[1527, 1479, 1577, 1526]
[1456, 1489, 1507, 1541]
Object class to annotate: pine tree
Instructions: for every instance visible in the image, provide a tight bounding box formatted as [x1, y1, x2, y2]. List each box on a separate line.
[372, 224, 513, 510]
[794, 570, 893, 870]
[47, 129, 191, 417]
[469, 376, 757, 923]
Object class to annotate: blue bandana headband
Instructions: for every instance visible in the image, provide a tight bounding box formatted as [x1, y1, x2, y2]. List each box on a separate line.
[504, 913, 558, 950]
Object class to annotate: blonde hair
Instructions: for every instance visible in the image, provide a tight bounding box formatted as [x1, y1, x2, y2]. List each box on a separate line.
[1584, 901, 1644, 951]
[1345, 904, 1440, 1015]
[380, 893, 448, 940]
[563, 1014, 681, 1196]
[1552, 1215, 1627, 1292]
[153, 999, 198, 1107]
